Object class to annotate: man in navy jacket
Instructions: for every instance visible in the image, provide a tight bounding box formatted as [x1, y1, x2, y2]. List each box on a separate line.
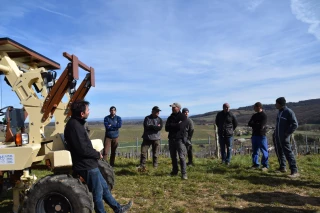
[103, 106, 122, 166]
[274, 97, 299, 178]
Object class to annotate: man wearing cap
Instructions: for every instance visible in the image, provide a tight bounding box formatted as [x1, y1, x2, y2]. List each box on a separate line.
[137, 106, 163, 171]
[274, 97, 299, 178]
[215, 103, 238, 165]
[248, 102, 269, 171]
[165, 102, 188, 180]
[182, 108, 195, 166]
[103, 106, 122, 167]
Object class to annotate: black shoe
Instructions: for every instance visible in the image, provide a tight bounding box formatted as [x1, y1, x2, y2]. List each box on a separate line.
[275, 168, 287, 173]
[121, 200, 133, 213]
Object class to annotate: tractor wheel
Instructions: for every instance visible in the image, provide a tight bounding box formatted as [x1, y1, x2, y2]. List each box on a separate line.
[98, 160, 115, 190]
[20, 174, 93, 213]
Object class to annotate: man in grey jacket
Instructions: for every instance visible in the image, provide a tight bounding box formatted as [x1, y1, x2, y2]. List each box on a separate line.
[138, 106, 163, 170]
[182, 108, 194, 166]
[274, 97, 299, 178]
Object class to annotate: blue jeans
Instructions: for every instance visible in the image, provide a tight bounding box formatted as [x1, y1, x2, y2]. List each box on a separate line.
[76, 168, 121, 213]
[219, 136, 233, 163]
[251, 136, 269, 168]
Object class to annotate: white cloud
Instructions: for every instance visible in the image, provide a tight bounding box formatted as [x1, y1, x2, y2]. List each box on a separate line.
[291, 0, 320, 40]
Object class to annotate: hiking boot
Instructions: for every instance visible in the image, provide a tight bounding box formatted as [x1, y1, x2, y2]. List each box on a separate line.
[288, 172, 300, 178]
[153, 163, 158, 168]
[121, 200, 133, 213]
[261, 167, 268, 172]
[225, 162, 230, 166]
[181, 174, 188, 180]
[275, 168, 287, 173]
[136, 165, 147, 172]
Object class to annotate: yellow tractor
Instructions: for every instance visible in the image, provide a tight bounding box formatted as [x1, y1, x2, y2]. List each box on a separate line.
[0, 37, 114, 213]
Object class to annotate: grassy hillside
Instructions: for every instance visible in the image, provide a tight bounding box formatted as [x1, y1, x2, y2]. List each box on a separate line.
[1, 155, 320, 213]
[191, 98, 320, 126]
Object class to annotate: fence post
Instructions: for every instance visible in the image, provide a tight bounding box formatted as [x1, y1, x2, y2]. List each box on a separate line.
[306, 135, 308, 153]
[214, 124, 220, 158]
[136, 137, 139, 155]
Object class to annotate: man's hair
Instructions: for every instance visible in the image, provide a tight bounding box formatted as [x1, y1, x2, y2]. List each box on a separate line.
[71, 100, 90, 117]
[254, 102, 263, 108]
[110, 106, 116, 111]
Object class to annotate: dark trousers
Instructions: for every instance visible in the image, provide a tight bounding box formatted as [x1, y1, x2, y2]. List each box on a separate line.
[219, 136, 233, 163]
[76, 168, 121, 213]
[169, 138, 187, 175]
[273, 134, 298, 173]
[186, 144, 193, 164]
[140, 139, 160, 167]
[103, 137, 118, 166]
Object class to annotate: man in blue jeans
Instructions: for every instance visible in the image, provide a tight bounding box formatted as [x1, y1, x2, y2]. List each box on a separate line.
[215, 103, 238, 165]
[248, 102, 269, 171]
[64, 100, 132, 213]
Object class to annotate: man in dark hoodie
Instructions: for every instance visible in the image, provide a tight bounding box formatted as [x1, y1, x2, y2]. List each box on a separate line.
[274, 97, 299, 178]
[137, 106, 163, 170]
[165, 102, 188, 180]
[215, 103, 238, 165]
[248, 102, 269, 171]
[103, 106, 122, 166]
[64, 100, 132, 213]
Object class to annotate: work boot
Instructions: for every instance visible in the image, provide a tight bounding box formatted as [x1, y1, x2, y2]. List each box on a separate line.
[288, 171, 300, 178]
[121, 200, 133, 213]
[168, 171, 178, 177]
[261, 167, 268, 172]
[187, 162, 193, 167]
[181, 174, 188, 180]
[250, 165, 259, 170]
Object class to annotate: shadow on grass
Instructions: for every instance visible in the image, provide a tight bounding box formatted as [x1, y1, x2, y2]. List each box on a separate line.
[222, 191, 320, 207]
[214, 206, 317, 213]
[231, 172, 320, 189]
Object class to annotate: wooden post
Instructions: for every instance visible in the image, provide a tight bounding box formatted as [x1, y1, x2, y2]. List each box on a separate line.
[214, 124, 220, 158]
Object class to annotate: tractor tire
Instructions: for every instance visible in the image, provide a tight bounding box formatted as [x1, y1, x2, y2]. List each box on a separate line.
[98, 160, 115, 190]
[20, 174, 93, 213]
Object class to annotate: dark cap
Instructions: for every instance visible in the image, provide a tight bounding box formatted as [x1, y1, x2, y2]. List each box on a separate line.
[110, 106, 116, 111]
[276, 97, 286, 106]
[254, 102, 263, 108]
[152, 106, 161, 112]
[182, 108, 189, 113]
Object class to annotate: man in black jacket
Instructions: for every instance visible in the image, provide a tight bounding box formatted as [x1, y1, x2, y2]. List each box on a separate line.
[165, 102, 188, 180]
[248, 102, 269, 171]
[138, 106, 163, 170]
[215, 103, 238, 165]
[64, 100, 132, 213]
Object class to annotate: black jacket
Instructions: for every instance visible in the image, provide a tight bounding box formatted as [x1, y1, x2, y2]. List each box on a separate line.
[142, 115, 163, 140]
[248, 111, 267, 136]
[64, 116, 100, 171]
[165, 111, 188, 140]
[215, 111, 238, 137]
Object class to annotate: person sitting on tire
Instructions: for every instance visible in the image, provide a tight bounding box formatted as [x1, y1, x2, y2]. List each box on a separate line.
[64, 100, 132, 213]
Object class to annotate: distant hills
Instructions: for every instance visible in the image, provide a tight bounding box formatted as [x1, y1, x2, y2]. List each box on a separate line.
[190, 98, 320, 126]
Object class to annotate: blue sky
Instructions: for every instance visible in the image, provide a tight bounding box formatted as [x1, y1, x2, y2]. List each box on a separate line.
[0, 0, 319, 119]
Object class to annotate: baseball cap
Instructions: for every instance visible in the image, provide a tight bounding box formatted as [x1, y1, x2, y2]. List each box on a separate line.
[152, 106, 161, 111]
[170, 102, 181, 109]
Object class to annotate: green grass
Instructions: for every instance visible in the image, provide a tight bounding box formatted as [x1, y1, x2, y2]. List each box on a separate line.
[1, 155, 320, 213]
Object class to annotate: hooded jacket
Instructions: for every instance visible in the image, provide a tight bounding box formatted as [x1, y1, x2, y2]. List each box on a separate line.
[274, 106, 298, 143]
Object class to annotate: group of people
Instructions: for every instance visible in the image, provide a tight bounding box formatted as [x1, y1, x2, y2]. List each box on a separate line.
[215, 97, 299, 178]
[63, 96, 299, 212]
